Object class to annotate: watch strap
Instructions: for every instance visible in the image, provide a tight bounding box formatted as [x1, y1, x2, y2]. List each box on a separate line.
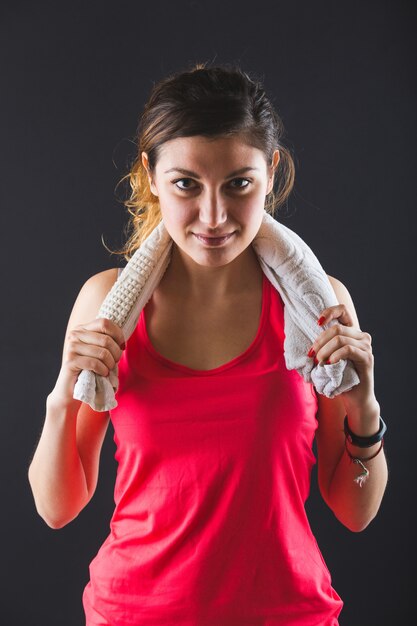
[344, 415, 387, 448]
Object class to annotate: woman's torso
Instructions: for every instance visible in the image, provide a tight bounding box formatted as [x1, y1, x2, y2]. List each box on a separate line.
[83, 268, 343, 626]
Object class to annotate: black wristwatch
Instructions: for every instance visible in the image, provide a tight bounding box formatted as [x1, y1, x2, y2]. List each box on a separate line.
[344, 415, 387, 448]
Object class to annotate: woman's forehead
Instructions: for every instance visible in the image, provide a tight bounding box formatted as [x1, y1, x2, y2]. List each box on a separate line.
[157, 135, 264, 169]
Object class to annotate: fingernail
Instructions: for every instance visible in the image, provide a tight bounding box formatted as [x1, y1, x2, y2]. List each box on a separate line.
[325, 359, 331, 364]
[314, 357, 319, 365]
[307, 348, 316, 358]
[317, 316, 326, 326]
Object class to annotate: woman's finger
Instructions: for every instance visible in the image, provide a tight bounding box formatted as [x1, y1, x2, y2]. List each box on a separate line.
[68, 328, 124, 363]
[74, 318, 126, 349]
[314, 333, 370, 365]
[65, 335, 119, 374]
[318, 303, 358, 329]
[308, 324, 370, 359]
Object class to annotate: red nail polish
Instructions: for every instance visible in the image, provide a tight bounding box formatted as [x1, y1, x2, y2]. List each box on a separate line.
[314, 357, 319, 365]
[317, 316, 326, 326]
[325, 359, 331, 364]
[307, 348, 316, 358]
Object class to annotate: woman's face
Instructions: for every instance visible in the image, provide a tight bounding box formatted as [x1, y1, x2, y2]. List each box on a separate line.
[142, 135, 279, 268]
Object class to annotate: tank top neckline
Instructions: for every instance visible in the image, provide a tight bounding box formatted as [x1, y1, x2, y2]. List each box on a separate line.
[140, 272, 271, 376]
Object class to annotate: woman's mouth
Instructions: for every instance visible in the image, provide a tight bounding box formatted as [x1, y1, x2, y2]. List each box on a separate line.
[193, 232, 235, 246]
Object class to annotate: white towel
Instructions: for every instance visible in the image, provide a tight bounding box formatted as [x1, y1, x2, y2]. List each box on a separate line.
[73, 211, 360, 411]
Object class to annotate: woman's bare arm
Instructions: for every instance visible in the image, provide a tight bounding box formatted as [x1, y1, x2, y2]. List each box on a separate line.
[28, 268, 123, 529]
[315, 276, 388, 532]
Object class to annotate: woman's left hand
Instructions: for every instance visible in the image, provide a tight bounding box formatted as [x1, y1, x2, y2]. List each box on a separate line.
[308, 304, 377, 410]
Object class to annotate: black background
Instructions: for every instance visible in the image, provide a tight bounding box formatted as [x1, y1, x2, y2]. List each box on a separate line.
[1, 1, 416, 624]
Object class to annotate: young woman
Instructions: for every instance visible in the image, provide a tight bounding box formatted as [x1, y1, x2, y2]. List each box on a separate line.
[28, 62, 388, 626]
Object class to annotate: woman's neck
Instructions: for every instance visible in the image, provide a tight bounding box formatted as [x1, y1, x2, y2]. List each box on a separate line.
[160, 243, 263, 302]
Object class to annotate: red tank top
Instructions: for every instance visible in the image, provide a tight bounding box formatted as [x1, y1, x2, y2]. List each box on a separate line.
[83, 273, 343, 625]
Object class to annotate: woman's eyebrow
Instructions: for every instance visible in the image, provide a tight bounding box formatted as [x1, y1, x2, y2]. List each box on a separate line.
[163, 166, 259, 179]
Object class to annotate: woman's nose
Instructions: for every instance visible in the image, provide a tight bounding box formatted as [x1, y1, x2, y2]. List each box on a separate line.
[198, 195, 228, 228]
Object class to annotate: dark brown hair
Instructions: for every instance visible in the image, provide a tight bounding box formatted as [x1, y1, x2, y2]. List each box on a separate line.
[111, 61, 295, 261]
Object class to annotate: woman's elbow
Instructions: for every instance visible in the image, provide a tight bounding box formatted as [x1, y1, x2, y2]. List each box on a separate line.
[31, 496, 77, 529]
[28, 472, 82, 530]
[334, 509, 377, 533]
[35, 505, 80, 530]
[44, 517, 69, 530]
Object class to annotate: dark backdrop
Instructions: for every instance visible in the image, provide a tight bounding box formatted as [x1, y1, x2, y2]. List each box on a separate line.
[1, 1, 415, 624]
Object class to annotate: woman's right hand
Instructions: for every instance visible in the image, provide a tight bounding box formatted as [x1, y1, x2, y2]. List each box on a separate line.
[49, 317, 126, 408]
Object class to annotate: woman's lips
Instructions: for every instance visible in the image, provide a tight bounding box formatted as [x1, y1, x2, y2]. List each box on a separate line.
[193, 232, 235, 246]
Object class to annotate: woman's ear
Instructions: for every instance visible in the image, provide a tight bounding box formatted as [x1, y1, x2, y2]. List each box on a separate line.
[267, 149, 280, 195]
[141, 151, 159, 196]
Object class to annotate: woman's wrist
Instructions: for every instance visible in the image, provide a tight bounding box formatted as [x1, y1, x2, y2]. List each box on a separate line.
[46, 389, 81, 418]
[344, 415, 386, 447]
[343, 397, 381, 437]
[342, 409, 387, 487]
[345, 437, 382, 458]
[47, 368, 82, 414]
[344, 416, 387, 463]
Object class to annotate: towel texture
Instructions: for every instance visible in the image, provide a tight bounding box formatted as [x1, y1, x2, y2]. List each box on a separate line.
[73, 211, 360, 411]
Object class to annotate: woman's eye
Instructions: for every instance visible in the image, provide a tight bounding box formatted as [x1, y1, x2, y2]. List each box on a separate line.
[173, 178, 195, 191]
[172, 178, 251, 192]
[230, 178, 251, 189]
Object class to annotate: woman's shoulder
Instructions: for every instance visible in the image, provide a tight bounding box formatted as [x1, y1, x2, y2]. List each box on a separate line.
[72, 268, 121, 318]
[82, 267, 121, 292]
[326, 273, 360, 328]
